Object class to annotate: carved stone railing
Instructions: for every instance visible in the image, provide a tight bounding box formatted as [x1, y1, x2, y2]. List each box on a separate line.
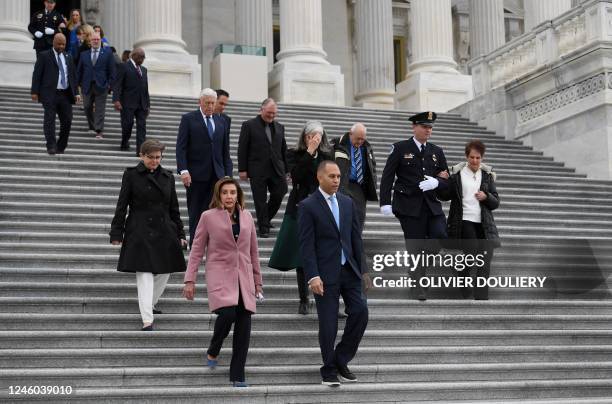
[469, 0, 611, 96]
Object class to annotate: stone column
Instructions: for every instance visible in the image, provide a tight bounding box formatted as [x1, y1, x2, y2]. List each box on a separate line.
[235, 0, 273, 70]
[103, 0, 136, 54]
[524, 0, 572, 32]
[0, 0, 36, 88]
[395, 0, 472, 112]
[131, 0, 201, 97]
[269, 0, 344, 105]
[469, 0, 505, 58]
[409, 0, 457, 75]
[354, 0, 395, 109]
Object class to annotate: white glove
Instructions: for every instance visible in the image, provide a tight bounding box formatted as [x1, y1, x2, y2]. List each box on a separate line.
[256, 292, 265, 303]
[380, 205, 393, 216]
[419, 175, 439, 192]
[44, 27, 55, 35]
[34, 31, 43, 38]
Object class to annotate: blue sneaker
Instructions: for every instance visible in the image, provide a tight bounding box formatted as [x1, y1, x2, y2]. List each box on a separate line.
[207, 358, 217, 369]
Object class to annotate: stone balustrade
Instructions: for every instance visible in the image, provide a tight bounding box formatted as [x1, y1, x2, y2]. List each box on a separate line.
[470, 0, 610, 96]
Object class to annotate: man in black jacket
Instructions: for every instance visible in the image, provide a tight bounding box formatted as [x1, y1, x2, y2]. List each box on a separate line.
[28, 0, 66, 56]
[113, 47, 150, 155]
[379, 111, 449, 300]
[31, 33, 80, 155]
[331, 123, 378, 229]
[238, 98, 288, 237]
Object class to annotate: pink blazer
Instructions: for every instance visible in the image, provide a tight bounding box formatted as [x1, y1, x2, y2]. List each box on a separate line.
[184, 207, 263, 313]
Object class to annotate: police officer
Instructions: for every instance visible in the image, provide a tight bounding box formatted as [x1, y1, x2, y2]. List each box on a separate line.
[379, 111, 449, 300]
[28, 0, 67, 56]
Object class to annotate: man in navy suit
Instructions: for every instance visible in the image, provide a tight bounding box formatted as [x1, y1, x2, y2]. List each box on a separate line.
[112, 47, 150, 155]
[176, 88, 233, 247]
[298, 161, 369, 387]
[31, 33, 80, 155]
[77, 32, 116, 139]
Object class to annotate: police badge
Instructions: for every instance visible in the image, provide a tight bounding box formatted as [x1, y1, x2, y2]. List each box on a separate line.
[432, 154, 438, 163]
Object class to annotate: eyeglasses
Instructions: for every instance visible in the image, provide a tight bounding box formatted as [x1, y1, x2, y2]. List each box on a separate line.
[145, 154, 162, 160]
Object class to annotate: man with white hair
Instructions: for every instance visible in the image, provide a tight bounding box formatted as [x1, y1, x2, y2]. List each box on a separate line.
[331, 123, 378, 229]
[176, 88, 233, 247]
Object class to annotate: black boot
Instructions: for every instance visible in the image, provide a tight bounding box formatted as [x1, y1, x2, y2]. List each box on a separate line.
[296, 267, 309, 315]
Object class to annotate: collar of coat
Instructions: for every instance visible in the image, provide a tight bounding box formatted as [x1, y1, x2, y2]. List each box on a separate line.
[450, 161, 496, 181]
[135, 161, 172, 177]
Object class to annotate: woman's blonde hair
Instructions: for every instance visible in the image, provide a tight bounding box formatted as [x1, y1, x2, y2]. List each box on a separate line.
[209, 177, 245, 210]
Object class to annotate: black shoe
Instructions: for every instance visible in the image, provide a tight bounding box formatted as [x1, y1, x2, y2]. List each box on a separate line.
[337, 365, 357, 383]
[56, 149, 65, 154]
[321, 376, 341, 387]
[141, 324, 153, 331]
[258, 229, 270, 238]
[417, 292, 427, 301]
[47, 148, 57, 155]
[153, 307, 162, 315]
[298, 301, 309, 315]
[120, 145, 130, 151]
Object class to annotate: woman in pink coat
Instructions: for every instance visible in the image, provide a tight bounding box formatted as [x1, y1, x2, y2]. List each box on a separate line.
[183, 177, 263, 387]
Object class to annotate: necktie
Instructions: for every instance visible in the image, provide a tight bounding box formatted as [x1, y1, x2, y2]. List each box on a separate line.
[57, 53, 66, 88]
[421, 144, 425, 154]
[206, 116, 214, 140]
[353, 146, 363, 185]
[265, 124, 272, 143]
[136, 65, 142, 78]
[329, 195, 346, 265]
[92, 48, 98, 66]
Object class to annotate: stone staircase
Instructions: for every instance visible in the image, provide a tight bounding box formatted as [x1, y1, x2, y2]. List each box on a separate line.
[0, 85, 611, 403]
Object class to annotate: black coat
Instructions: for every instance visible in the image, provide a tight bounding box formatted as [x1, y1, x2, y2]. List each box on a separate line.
[28, 9, 65, 51]
[110, 162, 187, 274]
[285, 148, 333, 217]
[332, 133, 378, 202]
[379, 137, 449, 217]
[238, 116, 288, 178]
[112, 61, 150, 111]
[31, 49, 78, 104]
[438, 162, 501, 247]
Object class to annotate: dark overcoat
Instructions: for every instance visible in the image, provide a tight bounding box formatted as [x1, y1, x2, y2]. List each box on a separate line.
[110, 162, 187, 274]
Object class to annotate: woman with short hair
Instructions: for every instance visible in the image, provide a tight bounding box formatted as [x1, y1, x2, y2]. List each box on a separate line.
[110, 139, 188, 330]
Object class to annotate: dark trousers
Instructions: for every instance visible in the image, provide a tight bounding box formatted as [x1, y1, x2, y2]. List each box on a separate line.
[296, 267, 308, 303]
[398, 204, 447, 297]
[83, 85, 108, 133]
[459, 220, 493, 299]
[186, 178, 217, 247]
[120, 107, 147, 153]
[207, 293, 252, 382]
[314, 265, 368, 379]
[346, 182, 367, 230]
[249, 175, 287, 231]
[42, 90, 73, 152]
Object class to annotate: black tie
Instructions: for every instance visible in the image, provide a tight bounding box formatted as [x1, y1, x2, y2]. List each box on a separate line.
[420, 144, 425, 154]
[265, 124, 272, 144]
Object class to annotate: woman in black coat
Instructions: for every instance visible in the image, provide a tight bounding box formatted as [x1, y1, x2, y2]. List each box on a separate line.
[439, 140, 500, 300]
[268, 121, 333, 314]
[110, 139, 188, 330]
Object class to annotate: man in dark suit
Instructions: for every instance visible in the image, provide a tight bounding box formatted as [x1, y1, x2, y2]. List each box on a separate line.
[31, 33, 79, 155]
[214, 88, 231, 129]
[176, 88, 233, 247]
[238, 98, 288, 238]
[379, 111, 449, 300]
[332, 123, 378, 230]
[28, 0, 67, 56]
[112, 47, 150, 155]
[298, 161, 369, 387]
[77, 32, 116, 139]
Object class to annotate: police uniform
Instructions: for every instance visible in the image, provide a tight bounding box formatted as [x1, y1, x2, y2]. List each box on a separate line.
[28, 6, 66, 54]
[379, 111, 449, 299]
